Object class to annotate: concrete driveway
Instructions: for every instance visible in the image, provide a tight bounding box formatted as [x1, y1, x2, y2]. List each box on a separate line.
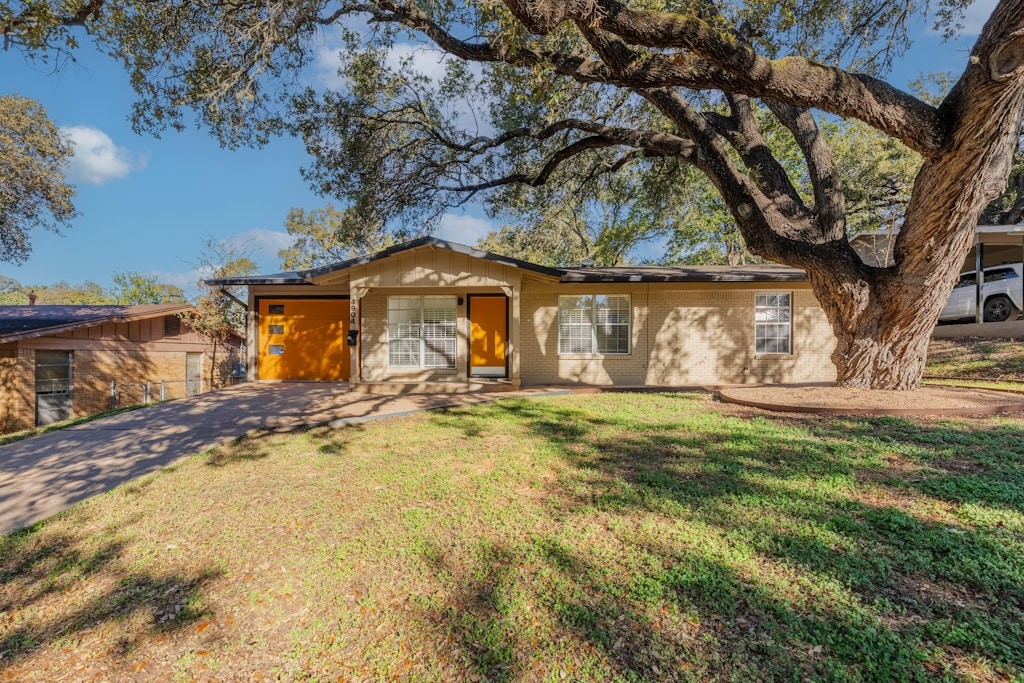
[0, 383, 341, 534]
[0, 383, 560, 534]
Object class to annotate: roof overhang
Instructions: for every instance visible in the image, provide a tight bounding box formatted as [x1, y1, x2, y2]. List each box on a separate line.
[207, 236, 813, 287]
[207, 237, 566, 286]
[0, 305, 193, 345]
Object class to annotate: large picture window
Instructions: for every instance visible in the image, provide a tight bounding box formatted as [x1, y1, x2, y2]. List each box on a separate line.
[388, 296, 457, 368]
[755, 293, 792, 354]
[558, 295, 630, 355]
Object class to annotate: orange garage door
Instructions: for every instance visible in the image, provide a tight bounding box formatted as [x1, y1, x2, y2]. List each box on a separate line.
[258, 298, 350, 381]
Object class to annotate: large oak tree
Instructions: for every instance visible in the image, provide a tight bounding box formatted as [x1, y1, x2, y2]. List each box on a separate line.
[5, 0, 1024, 389]
[0, 94, 76, 263]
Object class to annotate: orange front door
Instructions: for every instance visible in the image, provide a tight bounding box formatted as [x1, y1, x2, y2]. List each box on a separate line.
[469, 295, 507, 377]
[258, 298, 350, 381]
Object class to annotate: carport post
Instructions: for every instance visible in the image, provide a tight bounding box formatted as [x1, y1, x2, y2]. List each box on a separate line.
[975, 242, 985, 324]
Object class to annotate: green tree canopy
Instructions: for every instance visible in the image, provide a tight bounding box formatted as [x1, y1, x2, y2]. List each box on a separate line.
[279, 203, 399, 270]
[108, 271, 187, 305]
[0, 94, 76, 263]
[5, 0, 1024, 389]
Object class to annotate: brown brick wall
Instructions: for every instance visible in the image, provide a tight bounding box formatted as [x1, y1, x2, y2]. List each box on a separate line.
[0, 347, 34, 433]
[0, 344, 238, 434]
[75, 346, 237, 413]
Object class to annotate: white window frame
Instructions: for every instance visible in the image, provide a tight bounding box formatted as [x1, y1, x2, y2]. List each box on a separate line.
[557, 294, 631, 356]
[754, 292, 793, 355]
[388, 296, 458, 369]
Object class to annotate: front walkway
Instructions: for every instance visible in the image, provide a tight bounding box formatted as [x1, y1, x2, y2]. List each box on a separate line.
[0, 383, 563, 534]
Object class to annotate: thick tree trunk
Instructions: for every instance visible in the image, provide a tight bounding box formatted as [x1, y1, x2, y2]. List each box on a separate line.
[798, 2, 1024, 390]
[804, 262, 954, 390]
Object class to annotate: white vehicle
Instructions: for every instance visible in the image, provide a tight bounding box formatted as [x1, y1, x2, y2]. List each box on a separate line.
[939, 263, 1023, 322]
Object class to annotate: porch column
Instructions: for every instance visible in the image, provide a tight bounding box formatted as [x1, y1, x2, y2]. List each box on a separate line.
[975, 242, 985, 324]
[246, 292, 258, 381]
[349, 287, 368, 385]
[502, 285, 521, 388]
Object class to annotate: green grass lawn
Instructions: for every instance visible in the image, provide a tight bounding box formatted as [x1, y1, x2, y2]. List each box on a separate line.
[1, 393, 1022, 681]
[924, 377, 1024, 393]
[927, 338, 1024, 381]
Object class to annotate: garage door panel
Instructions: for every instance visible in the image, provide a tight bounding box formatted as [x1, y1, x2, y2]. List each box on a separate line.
[258, 299, 349, 381]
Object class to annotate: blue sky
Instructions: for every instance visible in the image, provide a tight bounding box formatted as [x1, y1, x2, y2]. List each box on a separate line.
[0, 0, 997, 294]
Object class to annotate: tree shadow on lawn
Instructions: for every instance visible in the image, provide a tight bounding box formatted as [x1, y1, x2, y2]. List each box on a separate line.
[421, 395, 1024, 681]
[201, 423, 366, 467]
[0, 523, 220, 669]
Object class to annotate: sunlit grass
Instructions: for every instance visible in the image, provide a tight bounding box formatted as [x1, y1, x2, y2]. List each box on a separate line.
[1, 393, 1021, 681]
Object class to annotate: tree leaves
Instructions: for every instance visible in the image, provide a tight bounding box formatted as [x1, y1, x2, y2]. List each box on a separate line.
[0, 95, 76, 263]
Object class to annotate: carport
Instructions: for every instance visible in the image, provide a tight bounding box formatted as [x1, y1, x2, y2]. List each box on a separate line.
[970, 225, 1024, 323]
[852, 224, 1024, 324]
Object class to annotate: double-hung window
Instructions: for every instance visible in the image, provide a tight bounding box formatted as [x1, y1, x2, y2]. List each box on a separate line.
[558, 295, 630, 355]
[755, 293, 792, 354]
[388, 296, 457, 368]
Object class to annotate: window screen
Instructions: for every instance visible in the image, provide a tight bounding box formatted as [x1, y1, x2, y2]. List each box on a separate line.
[558, 295, 594, 354]
[388, 296, 457, 368]
[268, 304, 285, 314]
[268, 324, 284, 335]
[558, 295, 630, 354]
[595, 295, 630, 354]
[268, 345, 285, 355]
[35, 351, 72, 395]
[163, 316, 181, 337]
[755, 293, 792, 354]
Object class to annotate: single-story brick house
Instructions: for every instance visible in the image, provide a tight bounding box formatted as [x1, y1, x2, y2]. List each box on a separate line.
[207, 237, 836, 390]
[0, 304, 242, 433]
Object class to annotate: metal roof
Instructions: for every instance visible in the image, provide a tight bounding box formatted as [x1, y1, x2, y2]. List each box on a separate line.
[560, 264, 807, 282]
[205, 237, 565, 285]
[205, 237, 808, 286]
[0, 304, 192, 344]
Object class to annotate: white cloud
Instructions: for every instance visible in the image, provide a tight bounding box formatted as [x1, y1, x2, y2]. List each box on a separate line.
[60, 125, 146, 186]
[434, 213, 496, 246]
[315, 41, 456, 88]
[315, 43, 349, 89]
[385, 43, 456, 82]
[313, 34, 491, 134]
[222, 228, 297, 261]
[145, 267, 210, 297]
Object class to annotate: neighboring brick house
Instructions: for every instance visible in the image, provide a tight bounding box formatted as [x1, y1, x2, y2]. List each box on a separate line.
[207, 237, 837, 390]
[0, 305, 243, 433]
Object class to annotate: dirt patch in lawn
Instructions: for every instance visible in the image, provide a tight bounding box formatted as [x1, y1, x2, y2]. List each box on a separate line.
[718, 383, 1024, 416]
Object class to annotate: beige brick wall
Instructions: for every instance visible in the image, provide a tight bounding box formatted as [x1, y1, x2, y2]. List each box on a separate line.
[519, 282, 836, 386]
[359, 288, 497, 382]
[0, 347, 34, 433]
[254, 274, 839, 387]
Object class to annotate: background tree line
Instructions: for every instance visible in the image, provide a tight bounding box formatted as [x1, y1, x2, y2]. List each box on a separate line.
[0, 271, 185, 305]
